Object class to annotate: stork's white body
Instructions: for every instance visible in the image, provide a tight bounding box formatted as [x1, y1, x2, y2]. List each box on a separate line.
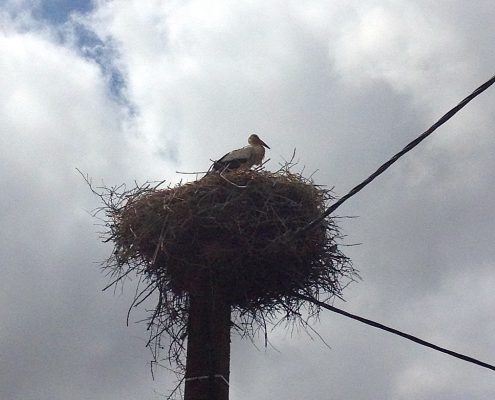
[212, 134, 270, 172]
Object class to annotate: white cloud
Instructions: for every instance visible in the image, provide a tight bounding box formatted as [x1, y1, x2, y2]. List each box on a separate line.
[0, 25, 121, 175]
[330, 2, 472, 96]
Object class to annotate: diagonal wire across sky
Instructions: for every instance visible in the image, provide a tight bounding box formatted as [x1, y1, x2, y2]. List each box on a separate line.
[302, 74, 495, 372]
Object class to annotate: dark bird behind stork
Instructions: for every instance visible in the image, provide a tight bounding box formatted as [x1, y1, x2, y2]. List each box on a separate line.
[211, 134, 270, 172]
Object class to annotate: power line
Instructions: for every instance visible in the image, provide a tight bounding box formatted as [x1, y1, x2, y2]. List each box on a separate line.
[304, 74, 495, 231]
[299, 75, 495, 372]
[295, 293, 495, 372]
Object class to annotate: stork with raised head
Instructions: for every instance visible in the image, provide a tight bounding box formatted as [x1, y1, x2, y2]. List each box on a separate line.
[211, 134, 270, 172]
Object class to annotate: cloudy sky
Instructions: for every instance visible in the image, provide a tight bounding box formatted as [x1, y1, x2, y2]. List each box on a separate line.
[1, 0, 495, 399]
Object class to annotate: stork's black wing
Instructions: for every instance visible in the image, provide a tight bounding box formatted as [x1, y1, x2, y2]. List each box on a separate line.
[211, 156, 248, 171]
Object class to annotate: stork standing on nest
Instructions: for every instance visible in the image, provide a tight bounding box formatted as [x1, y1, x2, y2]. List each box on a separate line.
[211, 134, 270, 172]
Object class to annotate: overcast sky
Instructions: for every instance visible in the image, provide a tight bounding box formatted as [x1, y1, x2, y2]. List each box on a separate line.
[1, 1, 495, 399]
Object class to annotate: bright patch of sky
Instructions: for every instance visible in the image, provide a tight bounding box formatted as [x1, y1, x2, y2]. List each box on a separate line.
[2, 0, 130, 108]
[35, 0, 93, 24]
[68, 21, 132, 109]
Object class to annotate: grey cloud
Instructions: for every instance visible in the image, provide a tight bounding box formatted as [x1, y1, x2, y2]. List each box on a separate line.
[1, 1, 495, 399]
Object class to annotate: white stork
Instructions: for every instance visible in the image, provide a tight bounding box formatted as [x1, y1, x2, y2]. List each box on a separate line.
[211, 134, 270, 172]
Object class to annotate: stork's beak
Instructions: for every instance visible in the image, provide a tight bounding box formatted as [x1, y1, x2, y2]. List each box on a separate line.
[258, 137, 270, 149]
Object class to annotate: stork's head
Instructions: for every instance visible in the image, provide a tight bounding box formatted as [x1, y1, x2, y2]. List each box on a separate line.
[248, 134, 270, 149]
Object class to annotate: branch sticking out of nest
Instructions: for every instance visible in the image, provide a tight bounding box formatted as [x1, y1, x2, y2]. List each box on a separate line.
[87, 167, 357, 374]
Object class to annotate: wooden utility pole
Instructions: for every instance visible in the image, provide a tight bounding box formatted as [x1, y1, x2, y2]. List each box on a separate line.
[184, 277, 231, 400]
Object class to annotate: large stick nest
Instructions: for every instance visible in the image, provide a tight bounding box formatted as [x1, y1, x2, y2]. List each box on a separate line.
[91, 167, 357, 372]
